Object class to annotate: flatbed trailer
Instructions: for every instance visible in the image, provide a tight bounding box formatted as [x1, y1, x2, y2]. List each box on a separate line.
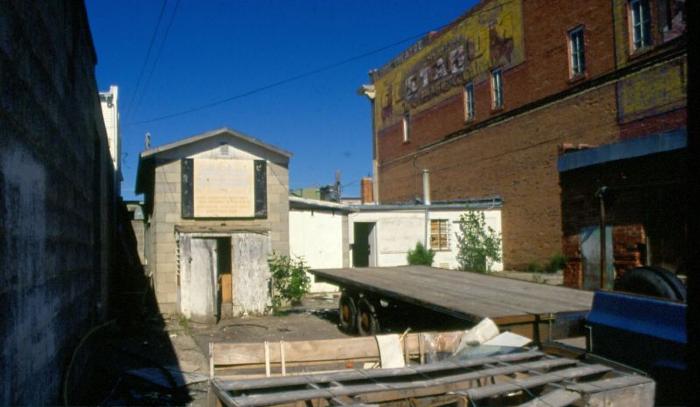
[310, 266, 594, 341]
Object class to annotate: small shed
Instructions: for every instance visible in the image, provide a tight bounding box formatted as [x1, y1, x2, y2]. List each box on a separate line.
[136, 128, 291, 321]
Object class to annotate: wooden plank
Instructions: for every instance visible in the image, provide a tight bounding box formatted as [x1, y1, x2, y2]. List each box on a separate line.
[223, 358, 577, 407]
[216, 350, 546, 391]
[462, 364, 613, 400]
[516, 389, 581, 407]
[212, 331, 466, 366]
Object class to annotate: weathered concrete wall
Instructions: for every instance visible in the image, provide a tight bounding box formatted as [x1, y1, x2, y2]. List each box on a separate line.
[289, 209, 347, 292]
[145, 138, 289, 314]
[0, 1, 115, 404]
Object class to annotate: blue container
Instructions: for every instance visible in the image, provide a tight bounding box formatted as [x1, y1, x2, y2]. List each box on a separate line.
[586, 290, 687, 402]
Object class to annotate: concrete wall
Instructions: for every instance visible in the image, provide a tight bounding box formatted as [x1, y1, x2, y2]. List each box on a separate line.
[349, 209, 503, 271]
[145, 136, 289, 314]
[289, 208, 348, 292]
[0, 1, 115, 404]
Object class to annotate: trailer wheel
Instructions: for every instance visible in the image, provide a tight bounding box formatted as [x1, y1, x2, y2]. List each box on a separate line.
[614, 266, 686, 302]
[338, 293, 358, 333]
[357, 298, 380, 336]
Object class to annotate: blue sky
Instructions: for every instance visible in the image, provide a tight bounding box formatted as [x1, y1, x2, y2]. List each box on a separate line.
[85, 0, 477, 199]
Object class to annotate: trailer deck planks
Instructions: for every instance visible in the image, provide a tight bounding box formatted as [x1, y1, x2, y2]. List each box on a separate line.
[310, 266, 594, 339]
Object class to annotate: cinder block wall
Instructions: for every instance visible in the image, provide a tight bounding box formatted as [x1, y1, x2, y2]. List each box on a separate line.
[0, 1, 115, 405]
[148, 157, 289, 313]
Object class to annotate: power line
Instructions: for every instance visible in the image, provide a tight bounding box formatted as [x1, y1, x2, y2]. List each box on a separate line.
[126, 0, 516, 126]
[124, 0, 169, 121]
[126, 26, 445, 125]
[131, 0, 182, 119]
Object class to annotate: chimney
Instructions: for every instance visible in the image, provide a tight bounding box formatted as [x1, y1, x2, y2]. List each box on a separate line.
[361, 177, 374, 204]
[422, 169, 431, 205]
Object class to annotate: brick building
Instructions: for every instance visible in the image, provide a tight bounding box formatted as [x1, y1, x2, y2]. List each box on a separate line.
[0, 1, 117, 404]
[135, 128, 291, 321]
[361, 0, 686, 269]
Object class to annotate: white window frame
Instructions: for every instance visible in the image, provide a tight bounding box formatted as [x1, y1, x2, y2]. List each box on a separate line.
[402, 114, 410, 143]
[569, 26, 586, 77]
[630, 0, 652, 50]
[491, 69, 503, 109]
[464, 82, 475, 121]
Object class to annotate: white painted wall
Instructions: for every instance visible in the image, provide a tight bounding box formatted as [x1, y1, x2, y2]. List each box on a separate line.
[99, 85, 120, 173]
[349, 208, 503, 271]
[289, 209, 344, 292]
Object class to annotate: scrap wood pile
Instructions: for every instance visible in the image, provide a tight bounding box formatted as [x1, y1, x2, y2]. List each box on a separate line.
[208, 319, 654, 407]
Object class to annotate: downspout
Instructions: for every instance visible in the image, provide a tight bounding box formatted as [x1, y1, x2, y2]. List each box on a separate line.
[423, 169, 431, 247]
[596, 186, 608, 289]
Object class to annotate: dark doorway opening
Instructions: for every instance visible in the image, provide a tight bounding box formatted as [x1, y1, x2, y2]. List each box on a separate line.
[353, 222, 375, 267]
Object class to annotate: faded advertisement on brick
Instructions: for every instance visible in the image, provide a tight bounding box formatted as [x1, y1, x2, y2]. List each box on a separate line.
[617, 57, 686, 123]
[373, 0, 524, 126]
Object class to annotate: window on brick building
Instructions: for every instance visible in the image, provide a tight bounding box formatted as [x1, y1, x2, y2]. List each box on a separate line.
[491, 69, 503, 109]
[402, 113, 410, 142]
[629, 0, 652, 50]
[568, 27, 586, 77]
[430, 219, 450, 251]
[464, 82, 475, 121]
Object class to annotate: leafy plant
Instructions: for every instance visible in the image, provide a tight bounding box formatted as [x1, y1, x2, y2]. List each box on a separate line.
[455, 211, 502, 273]
[268, 254, 311, 311]
[544, 253, 567, 274]
[407, 242, 435, 266]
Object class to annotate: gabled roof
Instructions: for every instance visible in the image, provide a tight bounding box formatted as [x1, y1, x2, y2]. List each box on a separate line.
[135, 127, 291, 196]
[140, 127, 292, 159]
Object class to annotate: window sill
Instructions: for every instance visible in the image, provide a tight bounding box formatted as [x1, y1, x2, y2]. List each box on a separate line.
[567, 72, 587, 84]
[490, 106, 505, 114]
[402, 140, 410, 145]
[628, 45, 654, 60]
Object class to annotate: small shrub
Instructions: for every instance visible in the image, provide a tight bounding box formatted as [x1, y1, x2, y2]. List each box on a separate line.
[407, 242, 435, 266]
[525, 262, 544, 274]
[455, 211, 502, 273]
[268, 254, 311, 311]
[544, 253, 567, 274]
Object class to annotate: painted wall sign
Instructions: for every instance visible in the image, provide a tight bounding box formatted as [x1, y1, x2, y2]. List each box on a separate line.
[374, 0, 524, 126]
[193, 159, 255, 217]
[617, 57, 686, 123]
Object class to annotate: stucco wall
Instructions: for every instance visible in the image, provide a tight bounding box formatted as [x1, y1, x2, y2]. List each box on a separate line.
[349, 209, 502, 271]
[289, 209, 348, 292]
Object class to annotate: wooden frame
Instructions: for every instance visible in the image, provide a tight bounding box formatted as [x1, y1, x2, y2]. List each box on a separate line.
[210, 349, 654, 407]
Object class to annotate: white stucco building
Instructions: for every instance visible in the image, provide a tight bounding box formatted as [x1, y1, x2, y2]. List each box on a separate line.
[99, 85, 122, 193]
[288, 197, 504, 293]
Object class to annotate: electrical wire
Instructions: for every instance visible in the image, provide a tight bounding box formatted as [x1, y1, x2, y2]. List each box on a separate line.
[124, 0, 169, 121]
[130, 0, 182, 120]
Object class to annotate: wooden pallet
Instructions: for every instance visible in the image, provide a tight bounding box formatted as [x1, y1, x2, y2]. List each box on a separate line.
[210, 350, 654, 407]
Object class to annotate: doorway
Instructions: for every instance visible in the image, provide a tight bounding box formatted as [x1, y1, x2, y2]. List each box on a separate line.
[179, 236, 231, 322]
[353, 222, 376, 267]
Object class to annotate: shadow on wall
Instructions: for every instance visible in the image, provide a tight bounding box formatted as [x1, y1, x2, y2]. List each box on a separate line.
[64, 200, 193, 406]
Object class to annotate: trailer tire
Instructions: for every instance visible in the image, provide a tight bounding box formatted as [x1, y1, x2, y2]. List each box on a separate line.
[357, 298, 380, 336]
[614, 266, 686, 302]
[338, 293, 358, 333]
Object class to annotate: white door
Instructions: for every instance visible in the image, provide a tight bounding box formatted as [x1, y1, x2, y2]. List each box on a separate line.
[181, 237, 218, 322]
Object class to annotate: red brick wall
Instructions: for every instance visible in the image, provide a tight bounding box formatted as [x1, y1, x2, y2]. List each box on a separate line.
[372, 0, 686, 269]
[559, 150, 687, 288]
[380, 84, 621, 269]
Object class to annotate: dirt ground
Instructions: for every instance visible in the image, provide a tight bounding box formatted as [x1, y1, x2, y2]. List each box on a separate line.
[87, 273, 563, 406]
